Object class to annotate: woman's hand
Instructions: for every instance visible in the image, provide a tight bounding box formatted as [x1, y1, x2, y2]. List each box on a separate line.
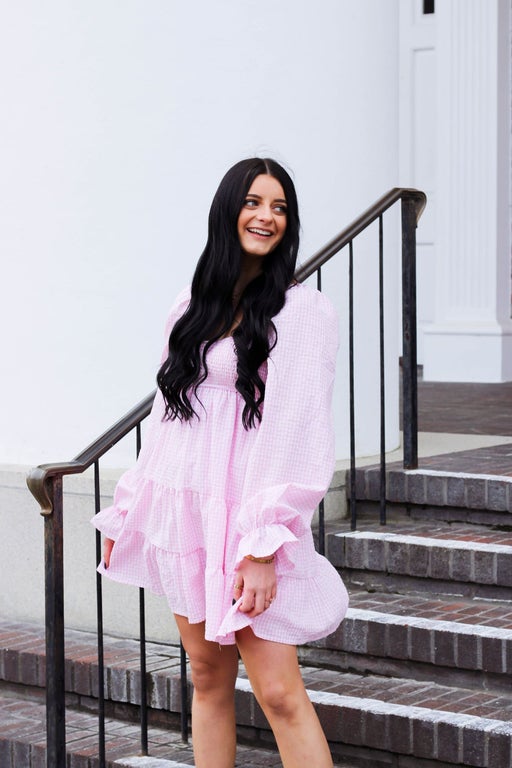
[233, 556, 276, 617]
[103, 537, 115, 568]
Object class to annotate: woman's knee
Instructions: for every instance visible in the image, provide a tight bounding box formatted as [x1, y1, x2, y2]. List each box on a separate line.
[189, 655, 236, 699]
[189, 657, 218, 692]
[175, 616, 238, 697]
[257, 678, 305, 720]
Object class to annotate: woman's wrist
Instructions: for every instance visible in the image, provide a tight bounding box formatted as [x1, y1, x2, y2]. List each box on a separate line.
[244, 554, 275, 564]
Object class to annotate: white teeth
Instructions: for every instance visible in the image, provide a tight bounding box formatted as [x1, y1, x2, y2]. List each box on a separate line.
[248, 228, 272, 237]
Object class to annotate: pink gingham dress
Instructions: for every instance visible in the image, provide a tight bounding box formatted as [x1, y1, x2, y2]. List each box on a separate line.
[92, 283, 348, 645]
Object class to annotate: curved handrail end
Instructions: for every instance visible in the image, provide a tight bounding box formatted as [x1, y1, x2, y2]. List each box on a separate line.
[26, 461, 81, 517]
[393, 187, 427, 224]
[27, 466, 54, 517]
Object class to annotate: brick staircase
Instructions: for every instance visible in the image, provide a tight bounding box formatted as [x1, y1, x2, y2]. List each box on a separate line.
[312, 462, 512, 767]
[0, 621, 357, 768]
[3, 444, 512, 766]
[3, 465, 512, 768]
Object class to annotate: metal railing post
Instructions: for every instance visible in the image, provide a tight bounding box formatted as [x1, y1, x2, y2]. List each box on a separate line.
[316, 267, 326, 552]
[180, 641, 189, 742]
[401, 196, 419, 470]
[378, 215, 387, 524]
[348, 240, 357, 531]
[94, 461, 106, 768]
[44, 475, 66, 768]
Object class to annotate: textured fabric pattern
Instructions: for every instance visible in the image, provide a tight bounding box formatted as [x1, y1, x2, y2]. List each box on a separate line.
[92, 283, 349, 644]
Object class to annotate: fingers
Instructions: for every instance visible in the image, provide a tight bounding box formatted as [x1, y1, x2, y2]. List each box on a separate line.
[103, 537, 115, 569]
[237, 586, 276, 616]
[233, 581, 243, 602]
[234, 558, 277, 616]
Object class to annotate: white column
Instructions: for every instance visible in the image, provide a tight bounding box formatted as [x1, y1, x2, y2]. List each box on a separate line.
[423, 0, 512, 382]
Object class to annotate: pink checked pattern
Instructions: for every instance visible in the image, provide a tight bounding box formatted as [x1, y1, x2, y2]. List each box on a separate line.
[92, 283, 348, 644]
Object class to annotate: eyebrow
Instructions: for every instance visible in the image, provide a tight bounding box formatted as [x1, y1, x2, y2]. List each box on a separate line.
[246, 193, 287, 204]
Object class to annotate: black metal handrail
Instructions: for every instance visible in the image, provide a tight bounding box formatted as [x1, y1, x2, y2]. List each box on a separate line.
[296, 187, 426, 281]
[26, 186, 426, 768]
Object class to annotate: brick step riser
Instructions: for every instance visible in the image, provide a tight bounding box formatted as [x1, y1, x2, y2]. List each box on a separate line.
[353, 501, 512, 528]
[301, 610, 512, 694]
[327, 534, 512, 595]
[328, 614, 510, 675]
[299, 646, 511, 696]
[340, 569, 512, 602]
[349, 469, 512, 523]
[3, 656, 512, 768]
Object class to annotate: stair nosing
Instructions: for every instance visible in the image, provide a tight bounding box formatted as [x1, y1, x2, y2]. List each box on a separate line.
[345, 606, 512, 639]
[113, 759, 191, 767]
[235, 676, 512, 732]
[334, 530, 512, 553]
[397, 469, 512, 482]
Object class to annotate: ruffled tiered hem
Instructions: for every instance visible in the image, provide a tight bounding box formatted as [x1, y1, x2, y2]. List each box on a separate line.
[216, 554, 348, 644]
[93, 495, 348, 645]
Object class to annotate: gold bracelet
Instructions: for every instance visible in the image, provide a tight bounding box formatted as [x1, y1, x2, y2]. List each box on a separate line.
[244, 554, 275, 564]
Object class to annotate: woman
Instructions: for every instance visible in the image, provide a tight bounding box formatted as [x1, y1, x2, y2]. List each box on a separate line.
[92, 157, 349, 768]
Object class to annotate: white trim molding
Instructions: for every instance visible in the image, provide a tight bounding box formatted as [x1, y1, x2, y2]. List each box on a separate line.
[423, 0, 512, 382]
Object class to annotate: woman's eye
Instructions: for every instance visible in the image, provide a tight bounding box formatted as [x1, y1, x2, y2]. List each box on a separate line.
[244, 198, 258, 207]
[274, 205, 287, 214]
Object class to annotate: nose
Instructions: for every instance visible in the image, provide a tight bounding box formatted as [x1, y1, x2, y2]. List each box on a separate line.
[255, 203, 272, 222]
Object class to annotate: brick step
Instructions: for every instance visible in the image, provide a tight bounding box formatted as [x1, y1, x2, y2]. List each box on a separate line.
[327, 521, 512, 598]
[2, 621, 512, 767]
[237, 667, 512, 767]
[299, 591, 512, 691]
[348, 588, 512, 628]
[0, 689, 288, 768]
[350, 466, 512, 526]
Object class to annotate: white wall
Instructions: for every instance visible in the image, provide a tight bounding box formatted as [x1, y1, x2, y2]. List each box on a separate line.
[0, 2, 400, 637]
[0, 0, 400, 471]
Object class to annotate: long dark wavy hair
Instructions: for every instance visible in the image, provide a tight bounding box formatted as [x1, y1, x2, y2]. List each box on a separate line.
[157, 157, 300, 429]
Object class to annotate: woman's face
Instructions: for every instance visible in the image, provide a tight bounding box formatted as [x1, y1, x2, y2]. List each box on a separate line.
[237, 174, 287, 260]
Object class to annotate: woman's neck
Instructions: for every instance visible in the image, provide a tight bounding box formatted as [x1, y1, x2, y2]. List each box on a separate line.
[233, 262, 262, 303]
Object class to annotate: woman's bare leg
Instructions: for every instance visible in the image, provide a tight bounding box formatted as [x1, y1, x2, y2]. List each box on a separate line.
[236, 626, 333, 768]
[174, 615, 239, 768]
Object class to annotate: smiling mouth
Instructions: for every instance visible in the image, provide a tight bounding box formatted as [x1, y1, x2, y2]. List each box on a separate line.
[247, 228, 272, 237]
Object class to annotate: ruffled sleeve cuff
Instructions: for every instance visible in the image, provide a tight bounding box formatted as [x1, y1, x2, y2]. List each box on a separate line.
[235, 523, 298, 569]
[90, 505, 127, 541]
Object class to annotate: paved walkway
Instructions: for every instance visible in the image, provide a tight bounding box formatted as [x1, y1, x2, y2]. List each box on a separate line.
[404, 373, 512, 476]
[416, 376, 512, 436]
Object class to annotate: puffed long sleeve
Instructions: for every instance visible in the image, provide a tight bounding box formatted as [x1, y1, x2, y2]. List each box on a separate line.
[234, 284, 338, 572]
